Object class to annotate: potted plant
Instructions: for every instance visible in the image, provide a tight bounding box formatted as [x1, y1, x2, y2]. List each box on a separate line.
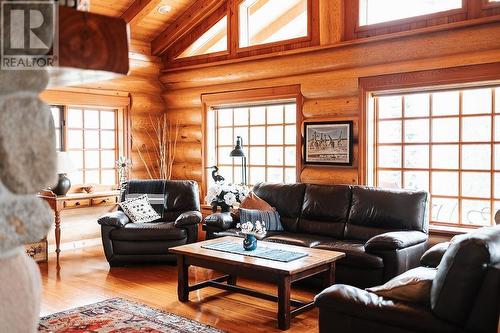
[236, 221, 267, 251]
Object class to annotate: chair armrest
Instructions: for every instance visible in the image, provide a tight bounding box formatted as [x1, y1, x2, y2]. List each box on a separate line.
[314, 285, 454, 332]
[365, 231, 428, 252]
[174, 211, 202, 227]
[420, 242, 450, 268]
[204, 212, 235, 230]
[98, 211, 130, 227]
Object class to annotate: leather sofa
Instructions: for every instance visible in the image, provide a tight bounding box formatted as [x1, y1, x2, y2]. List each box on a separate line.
[204, 183, 429, 287]
[314, 225, 500, 333]
[98, 180, 201, 266]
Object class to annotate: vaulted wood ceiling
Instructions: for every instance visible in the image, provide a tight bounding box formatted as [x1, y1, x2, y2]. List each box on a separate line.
[90, 0, 197, 42]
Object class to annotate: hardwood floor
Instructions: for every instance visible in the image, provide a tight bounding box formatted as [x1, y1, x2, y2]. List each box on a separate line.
[39, 246, 320, 332]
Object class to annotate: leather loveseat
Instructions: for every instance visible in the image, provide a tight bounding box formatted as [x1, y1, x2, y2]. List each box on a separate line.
[204, 183, 429, 288]
[98, 180, 201, 266]
[314, 225, 500, 333]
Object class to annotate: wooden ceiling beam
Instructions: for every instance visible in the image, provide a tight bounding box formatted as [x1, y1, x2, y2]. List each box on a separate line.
[151, 0, 226, 56]
[121, 0, 163, 27]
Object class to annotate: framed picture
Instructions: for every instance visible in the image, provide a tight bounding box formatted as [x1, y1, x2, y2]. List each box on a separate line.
[304, 121, 353, 165]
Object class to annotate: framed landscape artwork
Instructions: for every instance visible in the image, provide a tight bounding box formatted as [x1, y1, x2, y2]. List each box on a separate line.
[304, 121, 354, 166]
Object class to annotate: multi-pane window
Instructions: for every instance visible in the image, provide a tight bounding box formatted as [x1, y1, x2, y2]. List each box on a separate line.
[51, 106, 118, 185]
[359, 0, 462, 26]
[239, 0, 308, 48]
[206, 102, 297, 187]
[370, 86, 500, 227]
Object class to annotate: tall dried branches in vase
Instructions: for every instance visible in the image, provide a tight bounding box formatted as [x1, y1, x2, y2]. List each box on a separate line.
[134, 115, 180, 180]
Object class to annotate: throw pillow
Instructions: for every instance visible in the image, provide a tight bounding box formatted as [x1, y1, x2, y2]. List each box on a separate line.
[367, 266, 437, 304]
[234, 192, 274, 219]
[118, 194, 161, 223]
[239, 207, 283, 232]
[240, 192, 274, 211]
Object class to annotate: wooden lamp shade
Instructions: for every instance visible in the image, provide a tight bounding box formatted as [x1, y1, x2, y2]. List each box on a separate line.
[49, 6, 129, 88]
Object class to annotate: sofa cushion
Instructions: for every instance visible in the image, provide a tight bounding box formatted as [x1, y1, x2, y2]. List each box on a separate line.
[367, 266, 436, 304]
[298, 184, 351, 238]
[239, 208, 283, 231]
[253, 183, 306, 231]
[346, 186, 428, 241]
[263, 232, 334, 248]
[431, 225, 500, 326]
[314, 240, 384, 268]
[110, 222, 187, 241]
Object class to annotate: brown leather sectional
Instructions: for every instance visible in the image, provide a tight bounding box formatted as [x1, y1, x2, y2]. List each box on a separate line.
[204, 182, 429, 288]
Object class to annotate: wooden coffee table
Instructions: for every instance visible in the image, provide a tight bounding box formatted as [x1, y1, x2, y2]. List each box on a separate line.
[169, 236, 345, 330]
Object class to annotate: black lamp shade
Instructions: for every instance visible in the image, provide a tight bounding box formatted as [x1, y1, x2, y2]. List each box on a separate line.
[230, 136, 245, 157]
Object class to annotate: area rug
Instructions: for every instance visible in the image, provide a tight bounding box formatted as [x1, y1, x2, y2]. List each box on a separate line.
[38, 298, 225, 333]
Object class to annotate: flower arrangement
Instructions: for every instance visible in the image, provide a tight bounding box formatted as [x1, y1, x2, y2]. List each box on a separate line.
[205, 182, 249, 212]
[236, 221, 267, 237]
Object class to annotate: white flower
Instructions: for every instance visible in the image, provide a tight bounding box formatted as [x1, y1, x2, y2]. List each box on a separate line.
[222, 183, 236, 193]
[205, 193, 216, 204]
[223, 192, 237, 207]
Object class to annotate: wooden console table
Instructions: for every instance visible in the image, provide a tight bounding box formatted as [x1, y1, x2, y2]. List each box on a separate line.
[38, 190, 120, 266]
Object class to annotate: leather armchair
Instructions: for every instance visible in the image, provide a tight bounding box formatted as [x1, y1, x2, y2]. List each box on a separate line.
[315, 225, 500, 333]
[98, 180, 201, 266]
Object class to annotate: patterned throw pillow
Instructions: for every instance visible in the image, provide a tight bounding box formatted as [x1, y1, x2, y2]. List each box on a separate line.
[239, 208, 283, 231]
[118, 194, 161, 223]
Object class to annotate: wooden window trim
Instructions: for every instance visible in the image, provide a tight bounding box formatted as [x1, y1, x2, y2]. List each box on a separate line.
[346, 0, 500, 40]
[165, 0, 319, 69]
[234, 0, 317, 53]
[42, 89, 131, 189]
[359, 62, 500, 231]
[483, 0, 500, 9]
[168, 2, 230, 64]
[62, 106, 120, 186]
[201, 85, 303, 197]
[373, 89, 498, 227]
[354, 0, 467, 33]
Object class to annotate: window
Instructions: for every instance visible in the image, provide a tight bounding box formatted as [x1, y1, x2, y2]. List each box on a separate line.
[177, 16, 228, 59]
[206, 102, 297, 187]
[239, 0, 308, 48]
[359, 0, 462, 26]
[51, 106, 119, 186]
[368, 86, 500, 227]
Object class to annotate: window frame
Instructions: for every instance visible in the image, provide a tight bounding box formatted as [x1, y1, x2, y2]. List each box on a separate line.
[201, 85, 303, 197]
[63, 106, 120, 186]
[235, 0, 314, 53]
[166, 0, 319, 68]
[359, 62, 500, 230]
[169, 2, 231, 64]
[356, 0, 467, 32]
[51, 105, 121, 186]
[371, 88, 498, 227]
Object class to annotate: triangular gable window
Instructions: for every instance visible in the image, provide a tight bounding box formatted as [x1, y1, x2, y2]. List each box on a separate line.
[177, 16, 228, 59]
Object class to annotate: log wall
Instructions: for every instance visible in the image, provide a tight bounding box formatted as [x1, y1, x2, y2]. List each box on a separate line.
[43, 39, 166, 180]
[160, 18, 500, 191]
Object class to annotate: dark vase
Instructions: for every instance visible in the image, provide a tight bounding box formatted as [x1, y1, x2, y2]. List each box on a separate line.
[52, 173, 71, 196]
[243, 234, 257, 251]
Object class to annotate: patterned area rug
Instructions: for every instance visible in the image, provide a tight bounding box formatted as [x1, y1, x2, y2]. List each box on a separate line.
[38, 298, 225, 333]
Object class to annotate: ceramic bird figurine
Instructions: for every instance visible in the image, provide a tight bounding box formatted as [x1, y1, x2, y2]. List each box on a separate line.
[207, 166, 225, 183]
